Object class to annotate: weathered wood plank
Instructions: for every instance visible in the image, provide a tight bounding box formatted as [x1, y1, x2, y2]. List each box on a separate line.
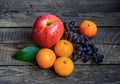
[0, 0, 120, 27]
[0, 0, 119, 83]
[0, 65, 120, 84]
[0, 12, 120, 27]
[0, 0, 119, 13]
[0, 27, 120, 44]
[0, 28, 33, 43]
[0, 43, 119, 65]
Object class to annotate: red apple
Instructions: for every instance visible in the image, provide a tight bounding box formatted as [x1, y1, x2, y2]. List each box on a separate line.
[32, 14, 64, 48]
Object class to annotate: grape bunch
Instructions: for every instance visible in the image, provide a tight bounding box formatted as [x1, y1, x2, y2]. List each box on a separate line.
[63, 21, 104, 64]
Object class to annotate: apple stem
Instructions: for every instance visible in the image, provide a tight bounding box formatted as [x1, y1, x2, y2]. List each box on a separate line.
[46, 21, 52, 26]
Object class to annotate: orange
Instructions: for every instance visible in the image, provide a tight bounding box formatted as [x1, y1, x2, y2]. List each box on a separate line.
[54, 56, 74, 77]
[54, 39, 73, 57]
[36, 48, 56, 69]
[79, 20, 97, 38]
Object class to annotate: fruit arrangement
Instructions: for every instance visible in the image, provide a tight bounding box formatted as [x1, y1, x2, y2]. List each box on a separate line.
[63, 21, 104, 63]
[13, 14, 104, 77]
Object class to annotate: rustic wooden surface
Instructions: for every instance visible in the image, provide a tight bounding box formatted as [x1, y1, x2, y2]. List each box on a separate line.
[0, 0, 120, 84]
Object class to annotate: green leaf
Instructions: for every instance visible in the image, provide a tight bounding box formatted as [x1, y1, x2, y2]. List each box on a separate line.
[13, 46, 41, 62]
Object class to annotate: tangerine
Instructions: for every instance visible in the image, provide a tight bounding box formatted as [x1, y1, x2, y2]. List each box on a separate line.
[36, 48, 56, 69]
[54, 56, 74, 77]
[54, 39, 73, 57]
[79, 20, 97, 38]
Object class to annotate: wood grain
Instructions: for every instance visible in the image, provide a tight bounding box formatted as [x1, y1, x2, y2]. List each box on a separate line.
[0, 12, 120, 27]
[0, 0, 119, 13]
[0, 65, 120, 84]
[0, 0, 120, 27]
[0, 0, 120, 83]
[0, 27, 120, 44]
[0, 43, 119, 65]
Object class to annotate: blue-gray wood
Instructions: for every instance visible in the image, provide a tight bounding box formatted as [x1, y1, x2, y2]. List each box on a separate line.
[0, 0, 120, 84]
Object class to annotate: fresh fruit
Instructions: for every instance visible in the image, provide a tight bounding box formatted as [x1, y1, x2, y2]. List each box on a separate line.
[63, 21, 104, 63]
[36, 48, 56, 69]
[54, 56, 74, 77]
[13, 46, 40, 62]
[32, 14, 64, 48]
[54, 39, 73, 57]
[12, 19, 105, 78]
[79, 20, 97, 38]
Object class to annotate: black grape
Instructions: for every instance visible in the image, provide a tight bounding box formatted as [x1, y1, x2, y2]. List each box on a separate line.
[83, 56, 90, 62]
[63, 21, 104, 64]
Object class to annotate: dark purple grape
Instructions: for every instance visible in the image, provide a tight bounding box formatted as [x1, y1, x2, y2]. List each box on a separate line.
[72, 33, 78, 41]
[82, 42, 89, 47]
[84, 36, 89, 42]
[68, 21, 75, 26]
[76, 51, 83, 56]
[75, 39, 81, 43]
[73, 44, 77, 48]
[86, 51, 93, 56]
[68, 22, 75, 31]
[92, 53, 104, 63]
[92, 47, 98, 53]
[93, 57, 100, 63]
[71, 57, 77, 62]
[83, 47, 87, 52]
[80, 39, 85, 44]
[86, 46, 91, 52]
[68, 21, 76, 32]
[80, 34, 84, 38]
[99, 54, 104, 59]
[73, 43, 77, 49]
[89, 43, 94, 49]
[68, 24, 74, 28]
[77, 45, 83, 51]
[83, 56, 90, 62]
[93, 53, 97, 56]
[77, 55, 81, 59]
[70, 27, 76, 31]
[99, 58, 103, 62]
[96, 53, 100, 56]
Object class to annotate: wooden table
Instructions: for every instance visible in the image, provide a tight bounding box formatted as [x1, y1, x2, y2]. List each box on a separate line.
[0, 0, 120, 84]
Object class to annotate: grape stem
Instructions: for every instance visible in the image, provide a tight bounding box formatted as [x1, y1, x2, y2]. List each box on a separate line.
[65, 23, 70, 31]
[64, 23, 73, 34]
